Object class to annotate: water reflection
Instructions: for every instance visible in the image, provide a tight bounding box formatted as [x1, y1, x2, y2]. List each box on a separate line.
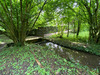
[44, 42, 100, 69]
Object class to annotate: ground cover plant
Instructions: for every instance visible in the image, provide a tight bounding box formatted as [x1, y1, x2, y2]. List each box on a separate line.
[0, 44, 99, 75]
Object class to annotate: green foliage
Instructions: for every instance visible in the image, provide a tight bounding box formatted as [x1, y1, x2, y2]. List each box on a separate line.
[0, 44, 98, 74]
[0, 0, 100, 45]
[0, 0, 48, 46]
[80, 23, 89, 31]
[0, 26, 5, 31]
[48, 31, 100, 56]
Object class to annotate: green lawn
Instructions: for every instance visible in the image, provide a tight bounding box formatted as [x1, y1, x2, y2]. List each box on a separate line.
[51, 31, 89, 43]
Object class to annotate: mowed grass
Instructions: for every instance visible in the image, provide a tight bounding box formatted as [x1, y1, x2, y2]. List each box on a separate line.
[0, 44, 99, 75]
[68, 31, 89, 42]
[51, 31, 89, 43]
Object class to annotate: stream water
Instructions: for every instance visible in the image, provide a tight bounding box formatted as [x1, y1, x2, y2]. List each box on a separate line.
[39, 41, 100, 70]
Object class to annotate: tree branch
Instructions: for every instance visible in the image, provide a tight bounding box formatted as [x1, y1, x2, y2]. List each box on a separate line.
[95, 0, 99, 14]
[4, 0, 10, 15]
[32, 0, 47, 28]
[20, 0, 23, 25]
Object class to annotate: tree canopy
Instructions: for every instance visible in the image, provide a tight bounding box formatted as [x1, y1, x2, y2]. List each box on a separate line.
[0, 0, 100, 46]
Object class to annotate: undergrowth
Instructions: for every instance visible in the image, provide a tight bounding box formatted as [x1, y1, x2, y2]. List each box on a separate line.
[0, 44, 99, 75]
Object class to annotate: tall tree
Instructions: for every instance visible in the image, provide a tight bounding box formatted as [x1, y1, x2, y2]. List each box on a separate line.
[0, 0, 48, 46]
[76, 0, 100, 43]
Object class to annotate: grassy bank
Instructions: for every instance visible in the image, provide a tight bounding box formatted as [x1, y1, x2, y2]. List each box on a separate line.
[46, 31, 100, 56]
[0, 35, 12, 43]
[54, 31, 89, 43]
[0, 44, 99, 75]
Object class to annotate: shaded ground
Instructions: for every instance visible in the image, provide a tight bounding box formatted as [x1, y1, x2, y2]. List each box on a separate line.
[0, 44, 98, 75]
[0, 35, 42, 50]
[0, 42, 6, 50]
[0, 35, 12, 43]
[41, 42, 100, 69]
[0, 34, 99, 74]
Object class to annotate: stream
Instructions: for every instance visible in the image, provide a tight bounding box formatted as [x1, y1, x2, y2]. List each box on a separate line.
[38, 40, 100, 70]
[3, 38, 100, 70]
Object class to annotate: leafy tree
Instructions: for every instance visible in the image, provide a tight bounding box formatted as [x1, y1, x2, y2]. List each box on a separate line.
[53, 0, 100, 43]
[0, 0, 48, 46]
[76, 0, 100, 43]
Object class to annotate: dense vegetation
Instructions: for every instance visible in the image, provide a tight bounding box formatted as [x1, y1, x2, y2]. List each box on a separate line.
[0, 0, 100, 74]
[0, 0, 100, 46]
[0, 44, 99, 75]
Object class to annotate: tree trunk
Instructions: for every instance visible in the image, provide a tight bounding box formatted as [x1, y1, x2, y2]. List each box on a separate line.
[73, 20, 75, 33]
[67, 22, 69, 37]
[96, 32, 100, 43]
[77, 20, 81, 37]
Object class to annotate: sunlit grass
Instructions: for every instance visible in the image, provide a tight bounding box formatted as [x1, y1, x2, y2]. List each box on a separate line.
[51, 31, 89, 43]
[66, 31, 89, 42]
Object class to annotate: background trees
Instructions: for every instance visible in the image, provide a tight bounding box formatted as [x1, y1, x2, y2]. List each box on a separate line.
[48, 0, 100, 43]
[76, 0, 100, 43]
